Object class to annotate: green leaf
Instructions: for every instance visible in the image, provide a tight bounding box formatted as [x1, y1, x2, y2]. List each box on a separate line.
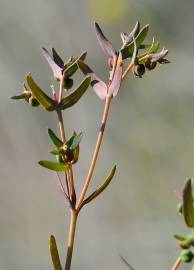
[158, 58, 171, 64]
[183, 179, 194, 228]
[52, 48, 64, 69]
[149, 40, 160, 53]
[39, 160, 69, 171]
[49, 235, 62, 270]
[82, 165, 116, 206]
[121, 24, 149, 59]
[50, 149, 61, 155]
[174, 234, 187, 242]
[11, 93, 26, 100]
[59, 76, 91, 110]
[69, 132, 83, 151]
[64, 51, 87, 79]
[48, 128, 63, 147]
[26, 74, 55, 111]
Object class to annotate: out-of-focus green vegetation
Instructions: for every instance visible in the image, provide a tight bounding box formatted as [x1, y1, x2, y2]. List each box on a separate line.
[1, 0, 194, 269]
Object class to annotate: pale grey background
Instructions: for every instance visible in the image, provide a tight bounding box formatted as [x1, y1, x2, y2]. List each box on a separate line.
[0, 0, 194, 269]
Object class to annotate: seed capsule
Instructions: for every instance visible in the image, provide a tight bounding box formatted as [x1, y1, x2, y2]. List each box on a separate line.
[29, 97, 40, 107]
[133, 64, 145, 78]
[145, 60, 157, 70]
[64, 78, 73, 90]
[180, 249, 193, 263]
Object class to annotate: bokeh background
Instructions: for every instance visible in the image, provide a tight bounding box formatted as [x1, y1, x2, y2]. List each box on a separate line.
[0, 0, 194, 269]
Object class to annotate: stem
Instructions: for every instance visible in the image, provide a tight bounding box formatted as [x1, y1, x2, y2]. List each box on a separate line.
[77, 95, 113, 210]
[122, 63, 134, 81]
[65, 210, 78, 270]
[171, 257, 181, 270]
[57, 110, 66, 142]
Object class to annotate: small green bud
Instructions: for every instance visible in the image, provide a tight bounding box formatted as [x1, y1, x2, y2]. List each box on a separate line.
[133, 64, 145, 78]
[145, 60, 157, 70]
[64, 78, 73, 90]
[180, 250, 193, 263]
[29, 97, 40, 107]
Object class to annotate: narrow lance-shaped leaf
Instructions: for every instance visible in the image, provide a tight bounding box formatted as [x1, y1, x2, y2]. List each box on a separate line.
[26, 74, 55, 111]
[39, 160, 69, 172]
[94, 22, 117, 58]
[149, 48, 168, 62]
[174, 234, 187, 242]
[121, 24, 149, 59]
[11, 93, 26, 100]
[149, 38, 160, 53]
[108, 52, 123, 97]
[81, 165, 116, 207]
[183, 179, 194, 228]
[69, 132, 83, 150]
[48, 128, 63, 147]
[59, 76, 91, 110]
[42, 48, 62, 79]
[64, 51, 87, 79]
[49, 235, 62, 270]
[77, 60, 107, 100]
[52, 48, 64, 69]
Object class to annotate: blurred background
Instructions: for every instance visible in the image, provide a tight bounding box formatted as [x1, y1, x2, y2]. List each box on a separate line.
[0, 0, 194, 269]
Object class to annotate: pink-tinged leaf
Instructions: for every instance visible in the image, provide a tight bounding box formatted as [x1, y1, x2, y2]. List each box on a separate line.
[108, 52, 123, 97]
[94, 22, 117, 58]
[77, 60, 107, 100]
[42, 48, 62, 79]
[149, 48, 168, 63]
[123, 21, 140, 46]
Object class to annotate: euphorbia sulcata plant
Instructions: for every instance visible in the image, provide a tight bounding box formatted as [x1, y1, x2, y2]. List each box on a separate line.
[11, 21, 169, 270]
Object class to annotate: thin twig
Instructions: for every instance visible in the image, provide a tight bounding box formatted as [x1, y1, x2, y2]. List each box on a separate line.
[171, 257, 181, 270]
[119, 255, 136, 270]
[77, 95, 113, 210]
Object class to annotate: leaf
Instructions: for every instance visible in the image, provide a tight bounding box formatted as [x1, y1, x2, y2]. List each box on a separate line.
[63, 51, 87, 79]
[94, 22, 117, 58]
[121, 24, 149, 59]
[174, 235, 187, 242]
[52, 48, 64, 68]
[39, 160, 69, 171]
[108, 53, 123, 97]
[78, 51, 87, 61]
[82, 165, 116, 206]
[149, 48, 168, 62]
[59, 76, 91, 110]
[50, 149, 61, 155]
[158, 58, 171, 64]
[42, 48, 62, 79]
[122, 21, 140, 46]
[69, 132, 83, 151]
[49, 235, 62, 270]
[77, 60, 107, 100]
[149, 39, 160, 53]
[183, 179, 194, 228]
[11, 93, 26, 100]
[26, 74, 55, 111]
[48, 128, 63, 147]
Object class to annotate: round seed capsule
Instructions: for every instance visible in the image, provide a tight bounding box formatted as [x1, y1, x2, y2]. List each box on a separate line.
[64, 78, 73, 90]
[29, 97, 40, 107]
[145, 60, 157, 70]
[133, 64, 145, 78]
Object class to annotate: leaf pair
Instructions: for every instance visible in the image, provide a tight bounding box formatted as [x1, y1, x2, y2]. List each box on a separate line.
[39, 129, 83, 172]
[42, 47, 87, 81]
[13, 74, 91, 111]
